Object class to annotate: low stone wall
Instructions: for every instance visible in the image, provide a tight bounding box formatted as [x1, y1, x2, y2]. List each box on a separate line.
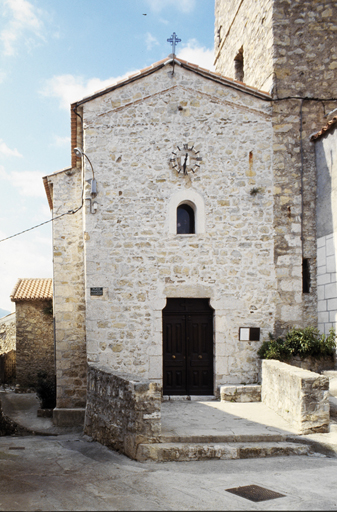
[220, 385, 261, 402]
[262, 360, 329, 434]
[84, 364, 162, 460]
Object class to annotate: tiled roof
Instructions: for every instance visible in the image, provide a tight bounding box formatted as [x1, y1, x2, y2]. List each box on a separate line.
[10, 278, 53, 302]
[310, 116, 337, 141]
[71, 55, 271, 108]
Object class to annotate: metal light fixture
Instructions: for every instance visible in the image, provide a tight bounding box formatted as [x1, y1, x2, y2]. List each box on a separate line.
[73, 147, 97, 197]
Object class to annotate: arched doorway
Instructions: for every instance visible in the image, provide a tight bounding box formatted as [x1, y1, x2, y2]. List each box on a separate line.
[163, 298, 214, 395]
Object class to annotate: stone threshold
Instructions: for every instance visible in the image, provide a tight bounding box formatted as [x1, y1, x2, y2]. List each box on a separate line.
[162, 395, 217, 401]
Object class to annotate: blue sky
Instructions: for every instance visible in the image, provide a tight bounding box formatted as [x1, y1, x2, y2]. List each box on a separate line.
[0, 0, 215, 313]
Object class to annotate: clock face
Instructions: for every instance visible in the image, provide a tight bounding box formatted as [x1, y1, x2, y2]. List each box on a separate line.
[170, 144, 202, 175]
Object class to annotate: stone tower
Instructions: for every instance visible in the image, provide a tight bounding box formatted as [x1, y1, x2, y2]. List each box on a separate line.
[215, 0, 337, 334]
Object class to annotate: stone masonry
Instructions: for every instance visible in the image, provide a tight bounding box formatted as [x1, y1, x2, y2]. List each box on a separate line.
[314, 123, 337, 335]
[215, 0, 337, 335]
[44, 168, 87, 413]
[44, 0, 337, 423]
[262, 359, 330, 434]
[0, 313, 16, 384]
[84, 364, 161, 460]
[15, 301, 54, 390]
[79, 63, 274, 388]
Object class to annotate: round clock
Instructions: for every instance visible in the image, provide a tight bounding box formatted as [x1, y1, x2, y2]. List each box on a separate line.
[170, 144, 202, 175]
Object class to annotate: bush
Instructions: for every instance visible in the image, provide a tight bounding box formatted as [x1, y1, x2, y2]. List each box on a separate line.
[258, 327, 336, 362]
[36, 371, 56, 409]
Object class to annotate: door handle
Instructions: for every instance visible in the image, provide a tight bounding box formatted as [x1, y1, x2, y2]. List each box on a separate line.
[198, 355, 202, 359]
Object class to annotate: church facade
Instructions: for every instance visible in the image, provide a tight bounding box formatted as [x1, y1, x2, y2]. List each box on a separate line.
[43, 0, 337, 426]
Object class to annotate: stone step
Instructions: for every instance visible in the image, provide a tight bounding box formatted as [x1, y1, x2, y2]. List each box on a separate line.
[159, 433, 287, 444]
[137, 441, 310, 462]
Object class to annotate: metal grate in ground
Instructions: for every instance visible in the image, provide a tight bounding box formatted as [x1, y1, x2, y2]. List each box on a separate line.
[225, 484, 285, 502]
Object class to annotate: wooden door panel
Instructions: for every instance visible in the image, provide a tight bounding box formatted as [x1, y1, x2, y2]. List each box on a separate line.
[163, 314, 187, 394]
[187, 314, 213, 395]
[163, 299, 213, 396]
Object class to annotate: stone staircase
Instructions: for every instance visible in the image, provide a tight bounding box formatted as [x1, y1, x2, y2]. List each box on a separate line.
[137, 434, 311, 462]
[137, 386, 316, 462]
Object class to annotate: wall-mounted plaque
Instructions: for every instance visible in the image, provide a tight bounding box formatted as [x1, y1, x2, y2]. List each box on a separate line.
[90, 287, 103, 296]
[239, 327, 260, 341]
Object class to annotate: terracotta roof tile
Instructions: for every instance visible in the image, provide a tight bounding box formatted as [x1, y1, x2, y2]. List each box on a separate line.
[10, 278, 53, 302]
[311, 116, 337, 141]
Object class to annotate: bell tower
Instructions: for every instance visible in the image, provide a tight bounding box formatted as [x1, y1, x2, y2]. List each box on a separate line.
[214, 0, 337, 334]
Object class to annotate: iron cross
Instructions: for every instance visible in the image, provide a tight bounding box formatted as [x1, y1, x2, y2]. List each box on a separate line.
[167, 32, 181, 55]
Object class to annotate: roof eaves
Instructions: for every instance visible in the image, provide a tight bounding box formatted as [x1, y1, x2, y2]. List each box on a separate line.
[10, 279, 22, 302]
[310, 116, 337, 141]
[70, 56, 271, 108]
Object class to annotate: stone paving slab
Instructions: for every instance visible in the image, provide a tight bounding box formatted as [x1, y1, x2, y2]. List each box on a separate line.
[0, 435, 337, 510]
[160, 400, 299, 438]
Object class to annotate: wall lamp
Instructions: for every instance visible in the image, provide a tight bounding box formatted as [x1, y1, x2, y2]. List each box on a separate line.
[74, 147, 97, 196]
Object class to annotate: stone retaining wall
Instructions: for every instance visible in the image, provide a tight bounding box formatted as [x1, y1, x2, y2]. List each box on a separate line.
[262, 360, 329, 434]
[0, 313, 16, 384]
[84, 364, 162, 460]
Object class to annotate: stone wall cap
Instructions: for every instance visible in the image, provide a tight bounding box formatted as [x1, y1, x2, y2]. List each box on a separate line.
[88, 363, 153, 386]
[262, 359, 323, 378]
[0, 312, 15, 325]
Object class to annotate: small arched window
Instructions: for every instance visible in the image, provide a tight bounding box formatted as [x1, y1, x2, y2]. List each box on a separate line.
[177, 204, 195, 234]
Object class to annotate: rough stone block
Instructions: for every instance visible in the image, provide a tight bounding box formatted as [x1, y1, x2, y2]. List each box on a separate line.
[262, 360, 329, 435]
[220, 385, 261, 402]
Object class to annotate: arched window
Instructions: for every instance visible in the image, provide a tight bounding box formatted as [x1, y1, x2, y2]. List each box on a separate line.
[177, 204, 195, 234]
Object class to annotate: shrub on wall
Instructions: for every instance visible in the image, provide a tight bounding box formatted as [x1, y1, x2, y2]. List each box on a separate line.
[258, 327, 336, 362]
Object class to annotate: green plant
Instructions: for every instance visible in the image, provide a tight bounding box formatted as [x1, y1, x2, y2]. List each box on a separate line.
[258, 327, 336, 362]
[36, 371, 56, 409]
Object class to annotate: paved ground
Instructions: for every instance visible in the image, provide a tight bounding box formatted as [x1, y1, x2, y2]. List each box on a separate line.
[1, 433, 337, 511]
[1, 388, 337, 510]
[161, 399, 299, 437]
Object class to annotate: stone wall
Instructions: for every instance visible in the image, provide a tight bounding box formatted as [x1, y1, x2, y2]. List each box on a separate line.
[15, 301, 54, 389]
[214, 0, 274, 93]
[315, 126, 337, 336]
[46, 167, 87, 410]
[0, 313, 16, 384]
[262, 359, 329, 434]
[81, 64, 275, 388]
[215, 0, 337, 336]
[84, 364, 161, 460]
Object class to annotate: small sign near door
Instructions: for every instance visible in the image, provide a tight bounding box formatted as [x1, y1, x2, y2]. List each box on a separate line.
[239, 327, 260, 341]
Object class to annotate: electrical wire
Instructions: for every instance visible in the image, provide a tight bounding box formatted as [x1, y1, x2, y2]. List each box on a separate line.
[0, 206, 83, 243]
[0, 159, 85, 244]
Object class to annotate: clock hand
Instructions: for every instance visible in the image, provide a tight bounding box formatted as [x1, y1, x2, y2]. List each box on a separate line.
[183, 153, 188, 174]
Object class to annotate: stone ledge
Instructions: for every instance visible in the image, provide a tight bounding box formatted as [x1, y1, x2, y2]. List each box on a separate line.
[53, 408, 85, 427]
[137, 441, 310, 462]
[220, 385, 261, 402]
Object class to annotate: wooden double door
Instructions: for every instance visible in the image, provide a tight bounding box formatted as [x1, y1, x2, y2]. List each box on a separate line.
[163, 298, 214, 395]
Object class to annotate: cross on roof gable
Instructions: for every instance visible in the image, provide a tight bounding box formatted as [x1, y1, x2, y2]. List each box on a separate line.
[71, 56, 271, 109]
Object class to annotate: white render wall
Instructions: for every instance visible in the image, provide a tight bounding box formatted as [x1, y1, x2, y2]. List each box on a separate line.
[317, 234, 337, 335]
[81, 65, 275, 389]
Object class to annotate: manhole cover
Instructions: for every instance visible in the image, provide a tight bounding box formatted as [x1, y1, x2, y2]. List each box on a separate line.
[226, 484, 285, 502]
